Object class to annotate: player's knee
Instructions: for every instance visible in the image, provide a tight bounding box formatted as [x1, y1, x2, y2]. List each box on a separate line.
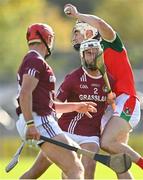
[100, 137, 112, 152]
[65, 159, 84, 178]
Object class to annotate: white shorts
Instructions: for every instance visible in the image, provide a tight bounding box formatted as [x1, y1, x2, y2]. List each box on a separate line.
[101, 94, 141, 132]
[16, 113, 63, 144]
[63, 131, 100, 147]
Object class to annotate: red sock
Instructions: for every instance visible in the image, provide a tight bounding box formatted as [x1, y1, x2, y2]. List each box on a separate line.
[136, 157, 143, 169]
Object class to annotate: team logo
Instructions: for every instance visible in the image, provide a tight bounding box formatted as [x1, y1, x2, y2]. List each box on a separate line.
[124, 107, 131, 115]
[80, 84, 88, 89]
[102, 85, 109, 93]
[121, 106, 131, 121]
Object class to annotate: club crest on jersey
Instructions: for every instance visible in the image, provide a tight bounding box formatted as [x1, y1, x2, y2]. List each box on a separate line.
[124, 107, 131, 115]
[102, 85, 108, 93]
[49, 75, 56, 82]
[80, 84, 88, 89]
[120, 107, 131, 121]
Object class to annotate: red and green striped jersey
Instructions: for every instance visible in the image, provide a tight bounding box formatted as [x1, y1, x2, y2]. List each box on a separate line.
[101, 33, 136, 96]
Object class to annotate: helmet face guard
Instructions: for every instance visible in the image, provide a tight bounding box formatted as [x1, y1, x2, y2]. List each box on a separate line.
[80, 39, 103, 71]
[26, 23, 54, 59]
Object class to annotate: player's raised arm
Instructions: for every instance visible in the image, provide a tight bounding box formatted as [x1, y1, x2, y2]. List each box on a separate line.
[64, 3, 115, 41]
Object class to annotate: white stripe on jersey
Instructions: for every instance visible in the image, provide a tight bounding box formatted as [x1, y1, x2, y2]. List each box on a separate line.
[68, 113, 84, 134]
[80, 73, 87, 82]
[28, 68, 37, 77]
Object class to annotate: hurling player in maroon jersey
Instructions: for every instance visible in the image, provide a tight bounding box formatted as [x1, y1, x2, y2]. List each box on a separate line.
[64, 4, 142, 179]
[56, 39, 114, 179]
[16, 23, 97, 179]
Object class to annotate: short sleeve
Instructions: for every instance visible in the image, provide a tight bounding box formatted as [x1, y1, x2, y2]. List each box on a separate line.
[101, 33, 124, 52]
[23, 57, 44, 80]
[56, 74, 73, 102]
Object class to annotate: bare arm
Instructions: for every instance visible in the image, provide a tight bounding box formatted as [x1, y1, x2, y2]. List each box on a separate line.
[64, 4, 116, 41]
[20, 74, 38, 121]
[20, 74, 40, 140]
[54, 101, 97, 118]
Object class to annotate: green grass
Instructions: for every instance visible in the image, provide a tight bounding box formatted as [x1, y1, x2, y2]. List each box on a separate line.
[1, 157, 143, 179]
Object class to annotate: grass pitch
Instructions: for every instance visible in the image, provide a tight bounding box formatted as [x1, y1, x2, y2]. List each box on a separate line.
[1, 157, 143, 179]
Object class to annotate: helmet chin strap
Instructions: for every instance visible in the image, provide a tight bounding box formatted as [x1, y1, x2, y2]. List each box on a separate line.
[36, 31, 51, 59]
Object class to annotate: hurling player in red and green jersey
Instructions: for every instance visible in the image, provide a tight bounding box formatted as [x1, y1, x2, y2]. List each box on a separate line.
[64, 4, 142, 179]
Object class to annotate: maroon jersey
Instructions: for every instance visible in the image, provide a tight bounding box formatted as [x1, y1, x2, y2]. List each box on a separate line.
[57, 67, 114, 136]
[16, 50, 56, 116]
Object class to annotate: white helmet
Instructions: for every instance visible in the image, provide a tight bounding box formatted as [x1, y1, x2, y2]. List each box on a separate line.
[80, 39, 103, 58]
[73, 21, 99, 39]
[80, 39, 103, 70]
